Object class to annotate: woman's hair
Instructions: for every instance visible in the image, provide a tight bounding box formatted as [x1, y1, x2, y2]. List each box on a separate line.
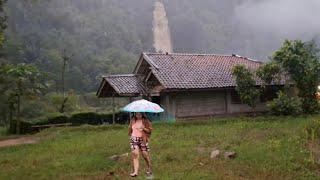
[128, 112, 152, 136]
[132, 112, 148, 121]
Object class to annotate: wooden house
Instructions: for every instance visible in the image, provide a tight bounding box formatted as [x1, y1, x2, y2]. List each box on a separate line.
[97, 52, 282, 121]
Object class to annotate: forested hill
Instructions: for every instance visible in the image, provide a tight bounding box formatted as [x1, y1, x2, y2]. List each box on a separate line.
[2, 0, 319, 92]
[2, 0, 154, 92]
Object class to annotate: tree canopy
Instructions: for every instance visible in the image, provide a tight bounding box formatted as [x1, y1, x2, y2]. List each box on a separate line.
[273, 40, 320, 113]
[232, 65, 260, 113]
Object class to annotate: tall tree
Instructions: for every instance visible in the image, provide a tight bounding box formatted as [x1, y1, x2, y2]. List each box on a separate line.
[59, 49, 73, 113]
[1, 63, 44, 134]
[0, 0, 6, 47]
[273, 40, 320, 114]
[256, 61, 281, 86]
[0, 0, 7, 126]
[256, 61, 282, 101]
[232, 65, 260, 115]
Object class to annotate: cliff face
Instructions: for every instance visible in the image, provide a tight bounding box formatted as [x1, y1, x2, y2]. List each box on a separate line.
[153, 1, 173, 53]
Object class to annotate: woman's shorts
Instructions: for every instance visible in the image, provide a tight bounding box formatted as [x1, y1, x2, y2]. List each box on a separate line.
[130, 136, 150, 152]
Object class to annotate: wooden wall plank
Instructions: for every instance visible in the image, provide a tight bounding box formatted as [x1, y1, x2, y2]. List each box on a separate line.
[175, 91, 226, 117]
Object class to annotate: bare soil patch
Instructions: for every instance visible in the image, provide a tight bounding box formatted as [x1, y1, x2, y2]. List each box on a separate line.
[0, 136, 39, 148]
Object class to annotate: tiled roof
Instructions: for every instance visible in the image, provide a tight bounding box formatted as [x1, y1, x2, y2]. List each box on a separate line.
[143, 53, 264, 89]
[99, 74, 145, 96]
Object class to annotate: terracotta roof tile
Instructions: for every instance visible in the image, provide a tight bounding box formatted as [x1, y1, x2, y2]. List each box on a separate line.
[103, 74, 145, 95]
[144, 53, 264, 89]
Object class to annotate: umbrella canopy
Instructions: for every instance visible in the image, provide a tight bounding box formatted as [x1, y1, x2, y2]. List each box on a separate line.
[121, 99, 164, 113]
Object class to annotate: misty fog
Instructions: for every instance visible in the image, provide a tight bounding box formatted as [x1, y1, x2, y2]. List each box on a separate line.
[3, 0, 319, 91]
[232, 0, 320, 59]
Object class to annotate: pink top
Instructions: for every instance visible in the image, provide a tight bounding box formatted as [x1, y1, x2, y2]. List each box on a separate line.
[131, 120, 145, 137]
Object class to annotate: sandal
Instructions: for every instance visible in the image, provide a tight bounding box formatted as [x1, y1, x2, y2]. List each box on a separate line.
[146, 171, 154, 179]
[130, 173, 138, 177]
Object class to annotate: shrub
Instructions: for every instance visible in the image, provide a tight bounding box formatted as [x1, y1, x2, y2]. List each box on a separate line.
[47, 113, 69, 124]
[115, 112, 130, 124]
[8, 111, 129, 134]
[31, 117, 49, 126]
[28, 113, 68, 125]
[21, 121, 34, 134]
[69, 111, 130, 125]
[9, 120, 34, 134]
[99, 113, 113, 124]
[69, 112, 103, 125]
[267, 91, 302, 115]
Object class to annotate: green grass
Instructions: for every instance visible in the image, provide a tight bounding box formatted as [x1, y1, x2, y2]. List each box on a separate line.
[0, 116, 319, 179]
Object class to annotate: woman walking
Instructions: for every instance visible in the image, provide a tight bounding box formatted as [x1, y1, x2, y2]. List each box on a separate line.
[128, 112, 153, 177]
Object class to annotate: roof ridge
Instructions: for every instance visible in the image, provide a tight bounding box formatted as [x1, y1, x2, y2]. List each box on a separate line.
[144, 52, 231, 57]
[102, 74, 138, 78]
[143, 52, 263, 63]
[231, 54, 263, 63]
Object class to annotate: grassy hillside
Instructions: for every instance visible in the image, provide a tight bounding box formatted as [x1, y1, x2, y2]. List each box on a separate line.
[0, 116, 319, 179]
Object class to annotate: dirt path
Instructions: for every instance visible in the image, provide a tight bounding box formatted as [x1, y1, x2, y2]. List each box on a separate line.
[0, 137, 39, 148]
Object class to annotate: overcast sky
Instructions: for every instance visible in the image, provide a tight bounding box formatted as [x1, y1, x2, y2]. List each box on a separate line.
[234, 0, 320, 40]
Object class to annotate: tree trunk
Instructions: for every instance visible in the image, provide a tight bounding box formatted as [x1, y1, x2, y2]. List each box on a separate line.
[252, 106, 256, 117]
[62, 60, 66, 98]
[60, 50, 69, 113]
[16, 92, 21, 134]
[59, 97, 68, 113]
[0, 110, 6, 127]
[8, 102, 14, 133]
[128, 97, 133, 124]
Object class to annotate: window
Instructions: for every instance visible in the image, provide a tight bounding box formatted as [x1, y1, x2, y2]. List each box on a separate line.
[231, 90, 242, 104]
[260, 87, 281, 102]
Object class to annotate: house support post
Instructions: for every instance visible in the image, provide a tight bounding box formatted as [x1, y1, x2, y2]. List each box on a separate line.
[128, 97, 134, 124]
[165, 94, 170, 121]
[112, 94, 115, 124]
[225, 89, 228, 114]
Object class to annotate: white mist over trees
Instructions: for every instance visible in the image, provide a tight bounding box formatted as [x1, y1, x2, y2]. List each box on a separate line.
[232, 0, 320, 59]
[1, 0, 319, 92]
[235, 0, 320, 39]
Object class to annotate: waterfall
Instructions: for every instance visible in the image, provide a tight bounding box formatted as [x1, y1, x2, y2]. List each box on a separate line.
[153, 1, 173, 53]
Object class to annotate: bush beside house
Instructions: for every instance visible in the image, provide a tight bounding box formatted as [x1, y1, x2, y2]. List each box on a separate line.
[267, 91, 302, 115]
[233, 40, 320, 116]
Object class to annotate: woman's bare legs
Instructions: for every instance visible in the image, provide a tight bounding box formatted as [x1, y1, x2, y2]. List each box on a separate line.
[141, 151, 152, 173]
[131, 147, 140, 175]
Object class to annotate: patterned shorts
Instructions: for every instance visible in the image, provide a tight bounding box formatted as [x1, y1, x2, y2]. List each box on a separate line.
[130, 136, 150, 152]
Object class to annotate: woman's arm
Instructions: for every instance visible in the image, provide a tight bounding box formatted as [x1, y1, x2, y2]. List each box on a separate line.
[143, 120, 152, 133]
[143, 127, 151, 133]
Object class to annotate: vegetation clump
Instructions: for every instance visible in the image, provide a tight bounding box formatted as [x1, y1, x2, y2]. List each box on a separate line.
[233, 40, 320, 116]
[267, 91, 302, 115]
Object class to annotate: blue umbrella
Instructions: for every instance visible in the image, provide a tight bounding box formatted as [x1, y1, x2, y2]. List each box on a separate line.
[121, 99, 164, 113]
